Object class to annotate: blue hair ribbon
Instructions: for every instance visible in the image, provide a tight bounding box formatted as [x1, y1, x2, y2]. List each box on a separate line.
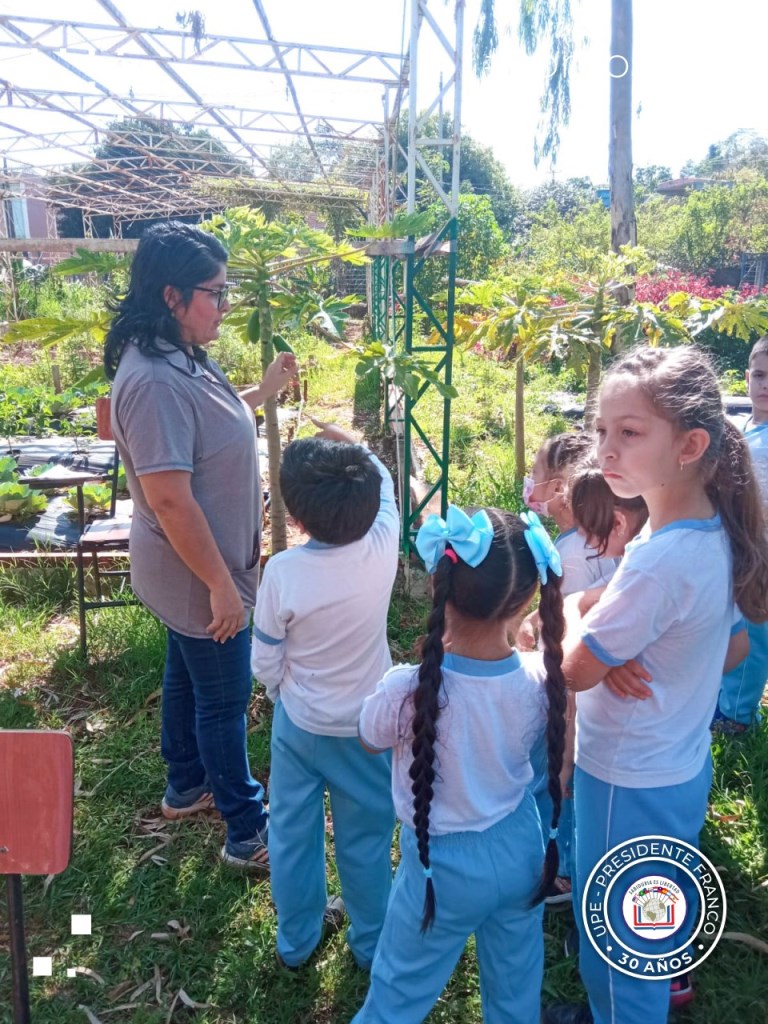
[549, 827, 559, 841]
[415, 505, 494, 575]
[520, 511, 563, 585]
[423, 866, 433, 879]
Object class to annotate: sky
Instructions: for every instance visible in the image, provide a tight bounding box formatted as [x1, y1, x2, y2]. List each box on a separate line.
[1, 0, 767, 189]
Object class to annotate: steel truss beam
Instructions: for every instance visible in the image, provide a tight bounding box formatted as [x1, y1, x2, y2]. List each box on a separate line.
[0, 14, 404, 86]
[0, 2, 400, 223]
[0, 84, 383, 148]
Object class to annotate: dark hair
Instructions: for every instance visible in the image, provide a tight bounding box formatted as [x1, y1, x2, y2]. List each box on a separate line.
[408, 508, 566, 931]
[539, 432, 595, 476]
[280, 438, 381, 545]
[605, 346, 768, 621]
[570, 463, 648, 556]
[748, 335, 768, 367]
[104, 221, 228, 380]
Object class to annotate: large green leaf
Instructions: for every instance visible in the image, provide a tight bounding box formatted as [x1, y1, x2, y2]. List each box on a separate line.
[4, 313, 112, 348]
[51, 249, 127, 278]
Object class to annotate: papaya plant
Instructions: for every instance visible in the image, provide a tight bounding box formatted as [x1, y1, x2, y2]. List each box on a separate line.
[202, 206, 367, 552]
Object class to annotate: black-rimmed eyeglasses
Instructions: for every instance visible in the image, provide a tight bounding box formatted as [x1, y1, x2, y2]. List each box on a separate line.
[194, 285, 230, 309]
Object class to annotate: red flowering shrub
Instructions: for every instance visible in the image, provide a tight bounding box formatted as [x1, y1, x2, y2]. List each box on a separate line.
[635, 271, 764, 306]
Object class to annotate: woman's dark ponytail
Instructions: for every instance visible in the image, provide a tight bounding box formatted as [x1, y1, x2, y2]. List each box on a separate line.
[409, 552, 453, 931]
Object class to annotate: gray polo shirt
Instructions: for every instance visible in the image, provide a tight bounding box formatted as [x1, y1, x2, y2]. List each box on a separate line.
[111, 340, 261, 638]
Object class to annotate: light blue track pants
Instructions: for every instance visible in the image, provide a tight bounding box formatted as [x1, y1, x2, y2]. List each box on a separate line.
[269, 700, 395, 968]
[352, 791, 545, 1024]
[718, 618, 768, 724]
[573, 758, 713, 1024]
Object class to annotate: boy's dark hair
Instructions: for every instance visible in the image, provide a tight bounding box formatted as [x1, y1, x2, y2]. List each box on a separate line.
[748, 335, 768, 367]
[280, 438, 381, 545]
[408, 508, 566, 931]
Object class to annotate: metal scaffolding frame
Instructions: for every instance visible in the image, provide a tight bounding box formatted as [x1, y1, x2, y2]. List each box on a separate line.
[0, 0, 462, 552]
[0, 2, 403, 223]
[370, 0, 463, 554]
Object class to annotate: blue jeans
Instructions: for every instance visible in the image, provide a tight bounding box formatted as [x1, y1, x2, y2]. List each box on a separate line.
[161, 627, 267, 855]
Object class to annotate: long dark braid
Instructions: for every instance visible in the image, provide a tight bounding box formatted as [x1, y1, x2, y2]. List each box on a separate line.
[530, 567, 567, 905]
[408, 553, 453, 932]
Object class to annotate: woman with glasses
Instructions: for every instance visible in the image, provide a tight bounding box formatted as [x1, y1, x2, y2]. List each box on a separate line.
[104, 221, 296, 871]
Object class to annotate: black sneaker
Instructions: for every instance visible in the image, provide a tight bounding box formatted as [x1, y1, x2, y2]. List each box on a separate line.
[275, 952, 300, 973]
[541, 1005, 594, 1024]
[322, 895, 346, 936]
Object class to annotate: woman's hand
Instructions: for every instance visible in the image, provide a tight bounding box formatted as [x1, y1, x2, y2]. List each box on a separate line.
[239, 352, 299, 410]
[261, 352, 298, 400]
[207, 578, 246, 643]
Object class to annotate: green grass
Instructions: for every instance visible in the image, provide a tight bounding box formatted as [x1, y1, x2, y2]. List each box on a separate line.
[1, 345, 767, 1023]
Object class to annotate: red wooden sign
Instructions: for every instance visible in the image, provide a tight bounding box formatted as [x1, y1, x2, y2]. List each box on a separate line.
[0, 731, 74, 876]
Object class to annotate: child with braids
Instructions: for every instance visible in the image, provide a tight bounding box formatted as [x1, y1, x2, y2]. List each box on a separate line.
[546, 346, 768, 1024]
[352, 505, 567, 1024]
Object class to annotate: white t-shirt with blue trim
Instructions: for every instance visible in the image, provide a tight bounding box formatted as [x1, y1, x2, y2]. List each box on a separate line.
[250, 452, 399, 737]
[556, 528, 620, 598]
[359, 651, 548, 835]
[577, 515, 743, 789]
